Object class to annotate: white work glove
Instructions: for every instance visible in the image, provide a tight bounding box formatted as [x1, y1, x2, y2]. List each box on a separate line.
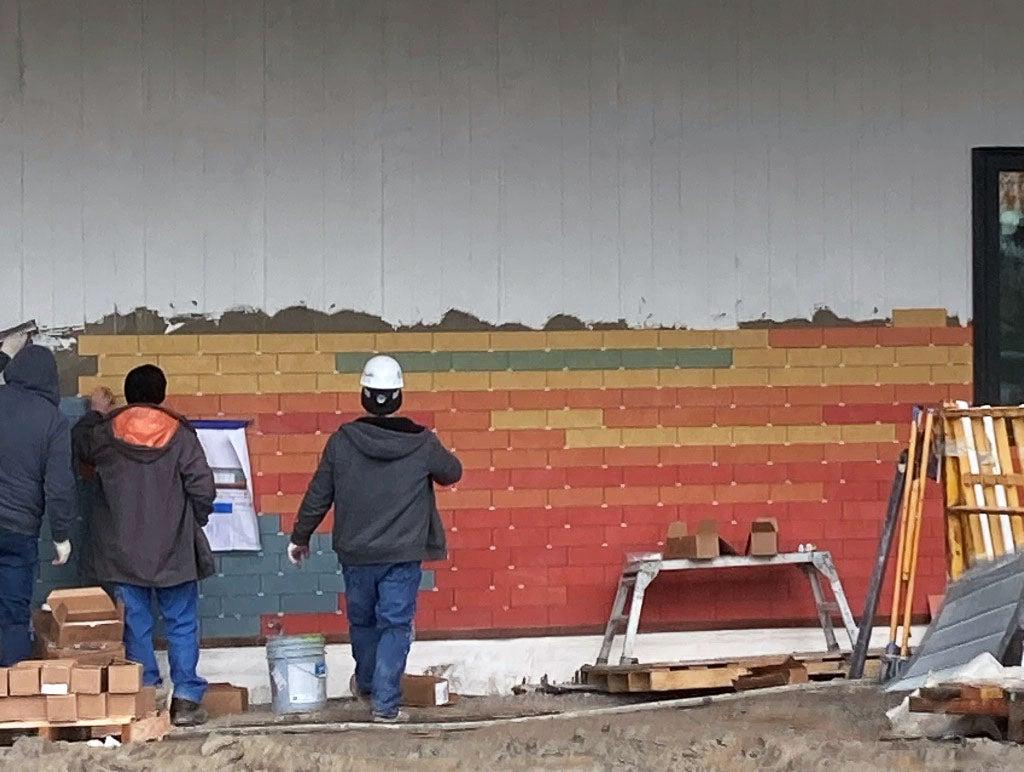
[287, 542, 309, 565]
[52, 540, 72, 566]
[1, 331, 28, 359]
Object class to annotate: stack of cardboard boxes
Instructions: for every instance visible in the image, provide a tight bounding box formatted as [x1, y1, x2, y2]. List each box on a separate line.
[0, 659, 155, 724]
[32, 588, 126, 665]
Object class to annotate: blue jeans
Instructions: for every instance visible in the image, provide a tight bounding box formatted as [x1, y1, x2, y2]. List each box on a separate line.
[343, 561, 421, 718]
[115, 582, 207, 704]
[0, 529, 37, 666]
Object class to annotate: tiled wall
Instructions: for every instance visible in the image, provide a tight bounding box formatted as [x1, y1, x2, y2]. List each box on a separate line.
[75, 308, 970, 638]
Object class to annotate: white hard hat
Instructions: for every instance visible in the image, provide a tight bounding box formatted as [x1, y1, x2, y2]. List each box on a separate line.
[360, 355, 404, 390]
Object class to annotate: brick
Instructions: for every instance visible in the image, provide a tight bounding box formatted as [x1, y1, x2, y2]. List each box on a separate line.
[435, 410, 491, 430]
[605, 407, 660, 428]
[433, 372, 491, 391]
[137, 335, 199, 354]
[730, 386, 787, 406]
[677, 348, 732, 368]
[768, 368, 822, 386]
[317, 373, 362, 392]
[508, 429, 566, 449]
[946, 346, 972, 365]
[199, 374, 259, 394]
[839, 384, 895, 403]
[732, 426, 787, 444]
[259, 413, 319, 434]
[97, 354, 146, 376]
[768, 405, 822, 425]
[449, 430, 509, 450]
[336, 351, 373, 373]
[931, 326, 971, 345]
[892, 308, 947, 328]
[277, 353, 334, 373]
[545, 331, 603, 349]
[260, 493, 304, 513]
[611, 447, 665, 465]
[489, 371, 549, 390]
[278, 393, 337, 413]
[821, 328, 879, 347]
[456, 468, 511, 490]
[565, 389, 623, 408]
[510, 468, 566, 488]
[879, 365, 932, 385]
[620, 388, 677, 407]
[492, 448, 549, 468]
[548, 487, 604, 507]
[822, 403, 908, 424]
[505, 350, 565, 371]
[404, 391, 453, 411]
[217, 353, 279, 374]
[621, 427, 677, 447]
[716, 330, 769, 348]
[787, 425, 841, 443]
[786, 385, 843, 404]
[545, 409, 604, 429]
[567, 466, 624, 487]
[785, 348, 841, 367]
[564, 349, 622, 370]
[837, 347, 893, 367]
[491, 410, 547, 429]
[603, 486, 660, 506]
[713, 368, 768, 387]
[714, 483, 769, 503]
[259, 453, 318, 473]
[677, 427, 732, 445]
[655, 329, 714, 349]
[316, 333, 375, 351]
[165, 394, 220, 417]
[822, 366, 878, 385]
[732, 348, 787, 367]
[602, 330, 658, 349]
[658, 406, 716, 427]
[602, 370, 661, 389]
[893, 346, 948, 366]
[159, 354, 218, 375]
[841, 424, 896, 442]
[488, 331, 548, 351]
[769, 482, 823, 502]
[451, 351, 509, 371]
[432, 332, 491, 351]
[508, 390, 566, 410]
[259, 374, 318, 393]
[877, 327, 931, 346]
[768, 329, 823, 348]
[657, 369, 715, 387]
[547, 448, 606, 467]
[733, 464, 788, 484]
[893, 384, 948, 403]
[714, 406, 768, 425]
[221, 394, 280, 413]
[436, 489, 492, 509]
[932, 364, 972, 384]
[619, 349, 678, 368]
[78, 335, 139, 355]
[564, 428, 621, 449]
[198, 334, 258, 354]
[392, 352, 445, 372]
[171, 374, 203, 395]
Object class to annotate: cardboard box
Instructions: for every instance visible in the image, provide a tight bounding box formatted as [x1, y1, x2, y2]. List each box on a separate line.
[108, 661, 143, 694]
[34, 608, 124, 648]
[201, 682, 249, 718]
[47, 587, 118, 624]
[401, 675, 451, 707]
[71, 664, 106, 695]
[34, 631, 125, 666]
[76, 692, 108, 720]
[747, 517, 779, 556]
[40, 659, 75, 696]
[0, 667, 7, 697]
[665, 519, 720, 559]
[45, 693, 79, 723]
[107, 686, 156, 719]
[0, 696, 47, 723]
[8, 661, 42, 696]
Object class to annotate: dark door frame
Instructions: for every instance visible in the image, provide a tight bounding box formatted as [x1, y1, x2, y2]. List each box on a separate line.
[972, 147, 1024, 404]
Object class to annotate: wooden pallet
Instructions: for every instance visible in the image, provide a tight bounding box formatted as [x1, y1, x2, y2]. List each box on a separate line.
[577, 651, 880, 694]
[0, 712, 170, 745]
[909, 682, 1024, 742]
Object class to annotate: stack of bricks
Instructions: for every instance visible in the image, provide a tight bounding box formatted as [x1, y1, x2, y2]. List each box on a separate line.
[76, 308, 970, 638]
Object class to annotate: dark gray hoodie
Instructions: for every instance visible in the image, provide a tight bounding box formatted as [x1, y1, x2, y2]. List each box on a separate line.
[292, 416, 462, 566]
[0, 345, 76, 541]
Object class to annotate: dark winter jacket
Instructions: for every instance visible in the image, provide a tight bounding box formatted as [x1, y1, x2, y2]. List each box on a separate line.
[292, 416, 462, 565]
[0, 345, 76, 542]
[73, 404, 216, 587]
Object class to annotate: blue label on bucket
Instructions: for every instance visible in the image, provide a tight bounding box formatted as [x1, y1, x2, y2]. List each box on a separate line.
[315, 662, 326, 678]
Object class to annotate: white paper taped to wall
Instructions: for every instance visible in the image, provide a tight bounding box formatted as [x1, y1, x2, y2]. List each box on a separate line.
[194, 420, 261, 552]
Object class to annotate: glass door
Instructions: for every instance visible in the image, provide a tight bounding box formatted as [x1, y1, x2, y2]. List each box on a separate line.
[973, 148, 1024, 404]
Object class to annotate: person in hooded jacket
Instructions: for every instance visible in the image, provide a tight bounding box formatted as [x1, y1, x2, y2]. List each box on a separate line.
[74, 364, 216, 726]
[0, 337, 76, 666]
[288, 355, 462, 723]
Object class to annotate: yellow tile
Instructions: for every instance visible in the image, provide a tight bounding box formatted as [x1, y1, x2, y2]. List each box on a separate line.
[733, 349, 788, 368]
[713, 368, 769, 386]
[932, 364, 973, 384]
[841, 424, 896, 442]
[787, 425, 842, 443]
[198, 334, 258, 354]
[77, 375, 125, 397]
[318, 373, 362, 392]
[137, 335, 199, 355]
[565, 428, 622, 448]
[787, 348, 842, 367]
[677, 427, 733, 446]
[768, 368, 822, 386]
[657, 329, 715, 348]
[732, 426, 788, 444]
[492, 410, 547, 429]
[822, 366, 878, 385]
[432, 372, 491, 391]
[97, 354, 146, 376]
[947, 346, 972, 365]
[602, 330, 659, 349]
[841, 347, 895, 366]
[258, 334, 317, 353]
[488, 331, 548, 351]
[602, 370, 661, 388]
[713, 329, 769, 349]
[316, 333, 376, 352]
[622, 427, 678, 447]
[490, 371, 548, 390]
[158, 355, 218, 375]
[658, 369, 714, 387]
[879, 365, 933, 385]
[545, 330, 604, 349]
[77, 336, 139, 355]
[217, 354, 278, 374]
[892, 308, 947, 328]
[277, 353, 335, 373]
[374, 332, 432, 352]
[895, 346, 948, 366]
[547, 370, 604, 389]
[167, 375, 200, 395]
[403, 373, 435, 391]
[258, 373, 318, 393]
[431, 332, 491, 351]
[198, 374, 258, 394]
[545, 409, 605, 429]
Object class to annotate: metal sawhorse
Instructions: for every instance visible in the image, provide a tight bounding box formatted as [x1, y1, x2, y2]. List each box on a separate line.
[596, 550, 859, 665]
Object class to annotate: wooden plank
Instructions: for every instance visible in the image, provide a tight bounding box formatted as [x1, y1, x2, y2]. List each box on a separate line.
[951, 416, 992, 563]
[121, 712, 171, 744]
[646, 666, 748, 692]
[993, 417, 1024, 549]
[909, 696, 1009, 718]
[944, 417, 967, 579]
[961, 684, 1006, 701]
[970, 417, 1007, 557]
[943, 407, 1024, 420]
[0, 715, 134, 731]
[947, 506, 1024, 515]
[962, 473, 1024, 487]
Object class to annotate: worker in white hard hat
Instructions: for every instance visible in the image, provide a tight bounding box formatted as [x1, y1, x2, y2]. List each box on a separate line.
[287, 354, 462, 723]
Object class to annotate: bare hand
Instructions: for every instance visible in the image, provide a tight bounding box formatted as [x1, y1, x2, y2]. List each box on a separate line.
[89, 387, 115, 415]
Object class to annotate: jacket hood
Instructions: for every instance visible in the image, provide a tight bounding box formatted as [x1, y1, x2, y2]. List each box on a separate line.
[105, 404, 188, 463]
[4, 344, 60, 406]
[341, 418, 431, 461]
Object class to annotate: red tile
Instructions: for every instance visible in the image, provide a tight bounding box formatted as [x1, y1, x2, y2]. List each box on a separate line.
[435, 567, 494, 588]
[457, 468, 512, 490]
[565, 389, 622, 408]
[452, 391, 509, 409]
[565, 466, 624, 487]
[258, 412, 319, 434]
[604, 407, 660, 428]
[546, 525, 606, 546]
[490, 526, 549, 547]
[510, 390, 567, 409]
[221, 394, 280, 414]
[786, 386, 844, 405]
[508, 429, 567, 449]
[510, 546, 569, 567]
[714, 405, 770, 426]
[659, 406, 717, 426]
[453, 508, 510, 529]
[434, 410, 492, 430]
[621, 388, 679, 408]
[768, 328, 823, 347]
[492, 448, 550, 468]
[732, 464, 788, 484]
[677, 387, 734, 406]
[548, 448, 606, 467]
[450, 430, 510, 450]
[278, 473, 312, 494]
[731, 386, 789, 406]
[491, 489, 548, 509]
[768, 405, 823, 425]
[660, 446, 715, 464]
[839, 384, 896, 404]
[821, 327, 879, 347]
[606, 447, 662, 466]
[603, 486, 660, 506]
[877, 327, 931, 346]
[622, 466, 679, 486]
[716, 445, 770, 464]
[510, 468, 567, 489]
[402, 391, 453, 411]
[931, 327, 971, 345]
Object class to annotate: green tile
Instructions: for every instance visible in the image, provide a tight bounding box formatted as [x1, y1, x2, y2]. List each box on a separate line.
[396, 351, 450, 372]
[620, 349, 678, 369]
[451, 351, 510, 371]
[508, 350, 567, 371]
[336, 352, 367, 373]
[675, 348, 733, 368]
[564, 349, 622, 370]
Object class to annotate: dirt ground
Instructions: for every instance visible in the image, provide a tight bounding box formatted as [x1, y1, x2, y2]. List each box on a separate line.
[3, 683, 1024, 770]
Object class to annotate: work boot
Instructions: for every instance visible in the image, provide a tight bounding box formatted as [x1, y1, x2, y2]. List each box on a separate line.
[349, 674, 370, 703]
[372, 710, 410, 724]
[170, 697, 209, 727]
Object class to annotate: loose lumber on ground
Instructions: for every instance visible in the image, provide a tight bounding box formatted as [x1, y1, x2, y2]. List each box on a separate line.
[909, 682, 1024, 742]
[0, 712, 170, 745]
